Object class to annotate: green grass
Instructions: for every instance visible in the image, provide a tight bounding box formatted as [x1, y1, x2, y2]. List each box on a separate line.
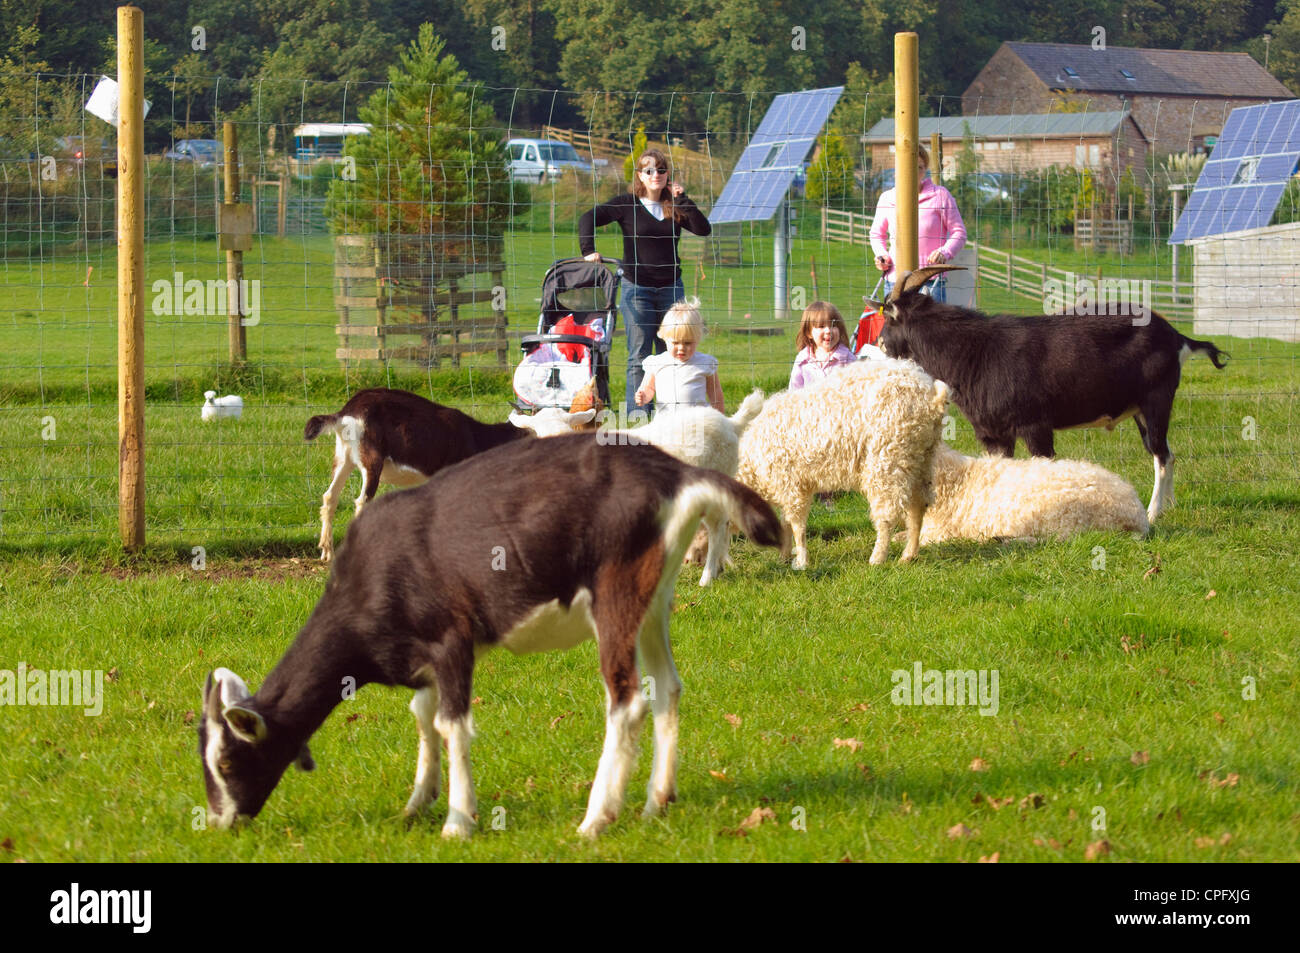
[1, 218, 1298, 861]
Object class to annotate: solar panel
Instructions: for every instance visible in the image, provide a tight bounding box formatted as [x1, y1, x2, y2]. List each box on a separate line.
[1171, 99, 1300, 243]
[710, 86, 844, 224]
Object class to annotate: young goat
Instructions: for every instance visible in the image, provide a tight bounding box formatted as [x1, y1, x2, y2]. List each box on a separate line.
[875, 266, 1228, 523]
[737, 360, 950, 568]
[305, 388, 530, 561]
[915, 442, 1149, 545]
[509, 390, 767, 585]
[199, 433, 782, 838]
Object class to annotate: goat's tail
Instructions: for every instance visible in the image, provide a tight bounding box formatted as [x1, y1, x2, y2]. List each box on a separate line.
[700, 471, 782, 548]
[728, 389, 766, 436]
[931, 379, 952, 411]
[1184, 335, 1230, 370]
[304, 413, 340, 441]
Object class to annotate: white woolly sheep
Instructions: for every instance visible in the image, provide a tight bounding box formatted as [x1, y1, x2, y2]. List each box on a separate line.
[915, 442, 1150, 545]
[511, 390, 766, 585]
[737, 360, 950, 568]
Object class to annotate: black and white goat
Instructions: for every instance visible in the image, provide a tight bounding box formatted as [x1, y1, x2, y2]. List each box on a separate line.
[199, 433, 782, 838]
[874, 265, 1229, 522]
[305, 388, 531, 561]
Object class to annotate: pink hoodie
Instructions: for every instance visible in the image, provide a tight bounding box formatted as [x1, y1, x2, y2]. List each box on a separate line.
[870, 177, 967, 282]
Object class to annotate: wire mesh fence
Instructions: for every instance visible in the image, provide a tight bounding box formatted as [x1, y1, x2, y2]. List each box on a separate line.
[1, 68, 1296, 551]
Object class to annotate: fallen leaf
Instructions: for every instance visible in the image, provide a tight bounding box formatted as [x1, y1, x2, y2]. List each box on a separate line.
[1033, 837, 1063, 850]
[899, 793, 913, 815]
[947, 823, 976, 839]
[856, 763, 872, 779]
[978, 852, 1000, 863]
[548, 710, 573, 729]
[1019, 793, 1045, 811]
[1205, 589, 1216, 599]
[1084, 839, 1111, 860]
[183, 710, 195, 725]
[969, 757, 990, 772]
[472, 696, 484, 706]
[1130, 750, 1150, 765]
[1200, 771, 1239, 788]
[833, 737, 863, 753]
[1193, 833, 1232, 849]
[724, 713, 741, 727]
[739, 806, 776, 831]
[1213, 711, 1226, 724]
[709, 770, 730, 782]
[0, 838, 12, 852]
[106, 667, 120, 682]
[345, 712, 360, 723]
[849, 702, 871, 712]
[972, 793, 1014, 811]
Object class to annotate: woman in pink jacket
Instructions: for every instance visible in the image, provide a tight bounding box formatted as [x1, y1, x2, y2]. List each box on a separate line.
[869, 144, 966, 302]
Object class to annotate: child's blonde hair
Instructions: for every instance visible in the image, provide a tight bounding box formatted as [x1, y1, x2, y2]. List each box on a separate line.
[658, 297, 705, 344]
[796, 301, 850, 352]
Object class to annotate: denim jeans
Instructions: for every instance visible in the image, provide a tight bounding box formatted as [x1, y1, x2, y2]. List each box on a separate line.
[620, 279, 684, 414]
[881, 275, 946, 303]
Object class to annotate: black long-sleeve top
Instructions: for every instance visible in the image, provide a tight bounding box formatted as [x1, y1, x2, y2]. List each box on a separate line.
[578, 192, 712, 288]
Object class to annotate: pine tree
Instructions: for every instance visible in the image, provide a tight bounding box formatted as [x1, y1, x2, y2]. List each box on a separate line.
[326, 24, 513, 259]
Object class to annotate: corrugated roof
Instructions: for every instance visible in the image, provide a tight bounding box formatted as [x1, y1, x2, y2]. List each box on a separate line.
[864, 111, 1134, 141]
[1003, 42, 1293, 98]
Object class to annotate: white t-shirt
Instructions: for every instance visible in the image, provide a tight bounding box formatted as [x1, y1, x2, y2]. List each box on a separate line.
[639, 197, 666, 221]
[643, 351, 717, 411]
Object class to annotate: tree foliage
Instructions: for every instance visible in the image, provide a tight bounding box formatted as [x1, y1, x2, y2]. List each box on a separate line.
[325, 24, 514, 252]
[806, 132, 856, 209]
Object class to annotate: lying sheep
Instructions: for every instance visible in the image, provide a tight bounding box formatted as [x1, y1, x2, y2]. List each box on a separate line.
[916, 442, 1150, 545]
[737, 360, 950, 568]
[511, 390, 766, 585]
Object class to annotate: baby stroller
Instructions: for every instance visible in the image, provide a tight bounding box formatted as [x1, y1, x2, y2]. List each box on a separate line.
[852, 277, 888, 358]
[513, 256, 621, 411]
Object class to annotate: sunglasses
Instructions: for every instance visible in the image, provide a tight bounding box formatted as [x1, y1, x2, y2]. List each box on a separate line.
[641, 166, 668, 175]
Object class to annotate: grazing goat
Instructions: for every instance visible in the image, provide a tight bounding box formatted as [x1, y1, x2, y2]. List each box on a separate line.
[916, 442, 1149, 545]
[510, 390, 767, 585]
[198, 434, 782, 838]
[874, 265, 1228, 523]
[305, 388, 530, 561]
[737, 360, 950, 568]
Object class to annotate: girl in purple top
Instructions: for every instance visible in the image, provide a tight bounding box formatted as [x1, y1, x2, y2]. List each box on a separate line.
[789, 302, 856, 390]
[870, 143, 966, 302]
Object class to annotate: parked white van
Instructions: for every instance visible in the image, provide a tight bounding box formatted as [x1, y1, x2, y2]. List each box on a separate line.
[506, 138, 594, 183]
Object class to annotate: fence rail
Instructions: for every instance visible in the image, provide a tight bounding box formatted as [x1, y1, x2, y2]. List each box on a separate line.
[819, 209, 1192, 320]
[541, 125, 722, 190]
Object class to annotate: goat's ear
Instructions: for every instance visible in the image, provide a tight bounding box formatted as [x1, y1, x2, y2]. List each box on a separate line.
[565, 409, 599, 427]
[212, 667, 252, 708]
[507, 411, 530, 430]
[864, 295, 885, 312]
[223, 705, 268, 744]
[294, 743, 315, 772]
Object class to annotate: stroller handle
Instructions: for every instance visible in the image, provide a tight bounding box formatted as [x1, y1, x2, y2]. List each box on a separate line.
[555, 255, 622, 267]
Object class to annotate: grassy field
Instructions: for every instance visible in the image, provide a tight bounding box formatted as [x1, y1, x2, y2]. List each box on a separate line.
[1, 221, 1298, 861]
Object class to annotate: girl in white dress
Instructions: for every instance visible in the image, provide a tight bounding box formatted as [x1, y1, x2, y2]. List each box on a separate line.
[634, 297, 725, 415]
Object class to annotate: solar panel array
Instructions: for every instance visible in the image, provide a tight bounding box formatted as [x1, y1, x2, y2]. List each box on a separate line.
[1169, 99, 1300, 243]
[709, 86, 844, 224]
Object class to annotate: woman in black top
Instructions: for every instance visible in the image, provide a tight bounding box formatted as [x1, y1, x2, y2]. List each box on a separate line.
[579, 148, 711, 416]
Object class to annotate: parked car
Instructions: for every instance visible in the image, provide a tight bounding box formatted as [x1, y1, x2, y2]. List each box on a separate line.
[506, 138, 592, 183]
[164, 139, 222, 168]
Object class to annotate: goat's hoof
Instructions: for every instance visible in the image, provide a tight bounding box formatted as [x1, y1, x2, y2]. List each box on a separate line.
[404, 792, 436, 817]
[642, 791, 677, 818]
[441, 820, 474, 839]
